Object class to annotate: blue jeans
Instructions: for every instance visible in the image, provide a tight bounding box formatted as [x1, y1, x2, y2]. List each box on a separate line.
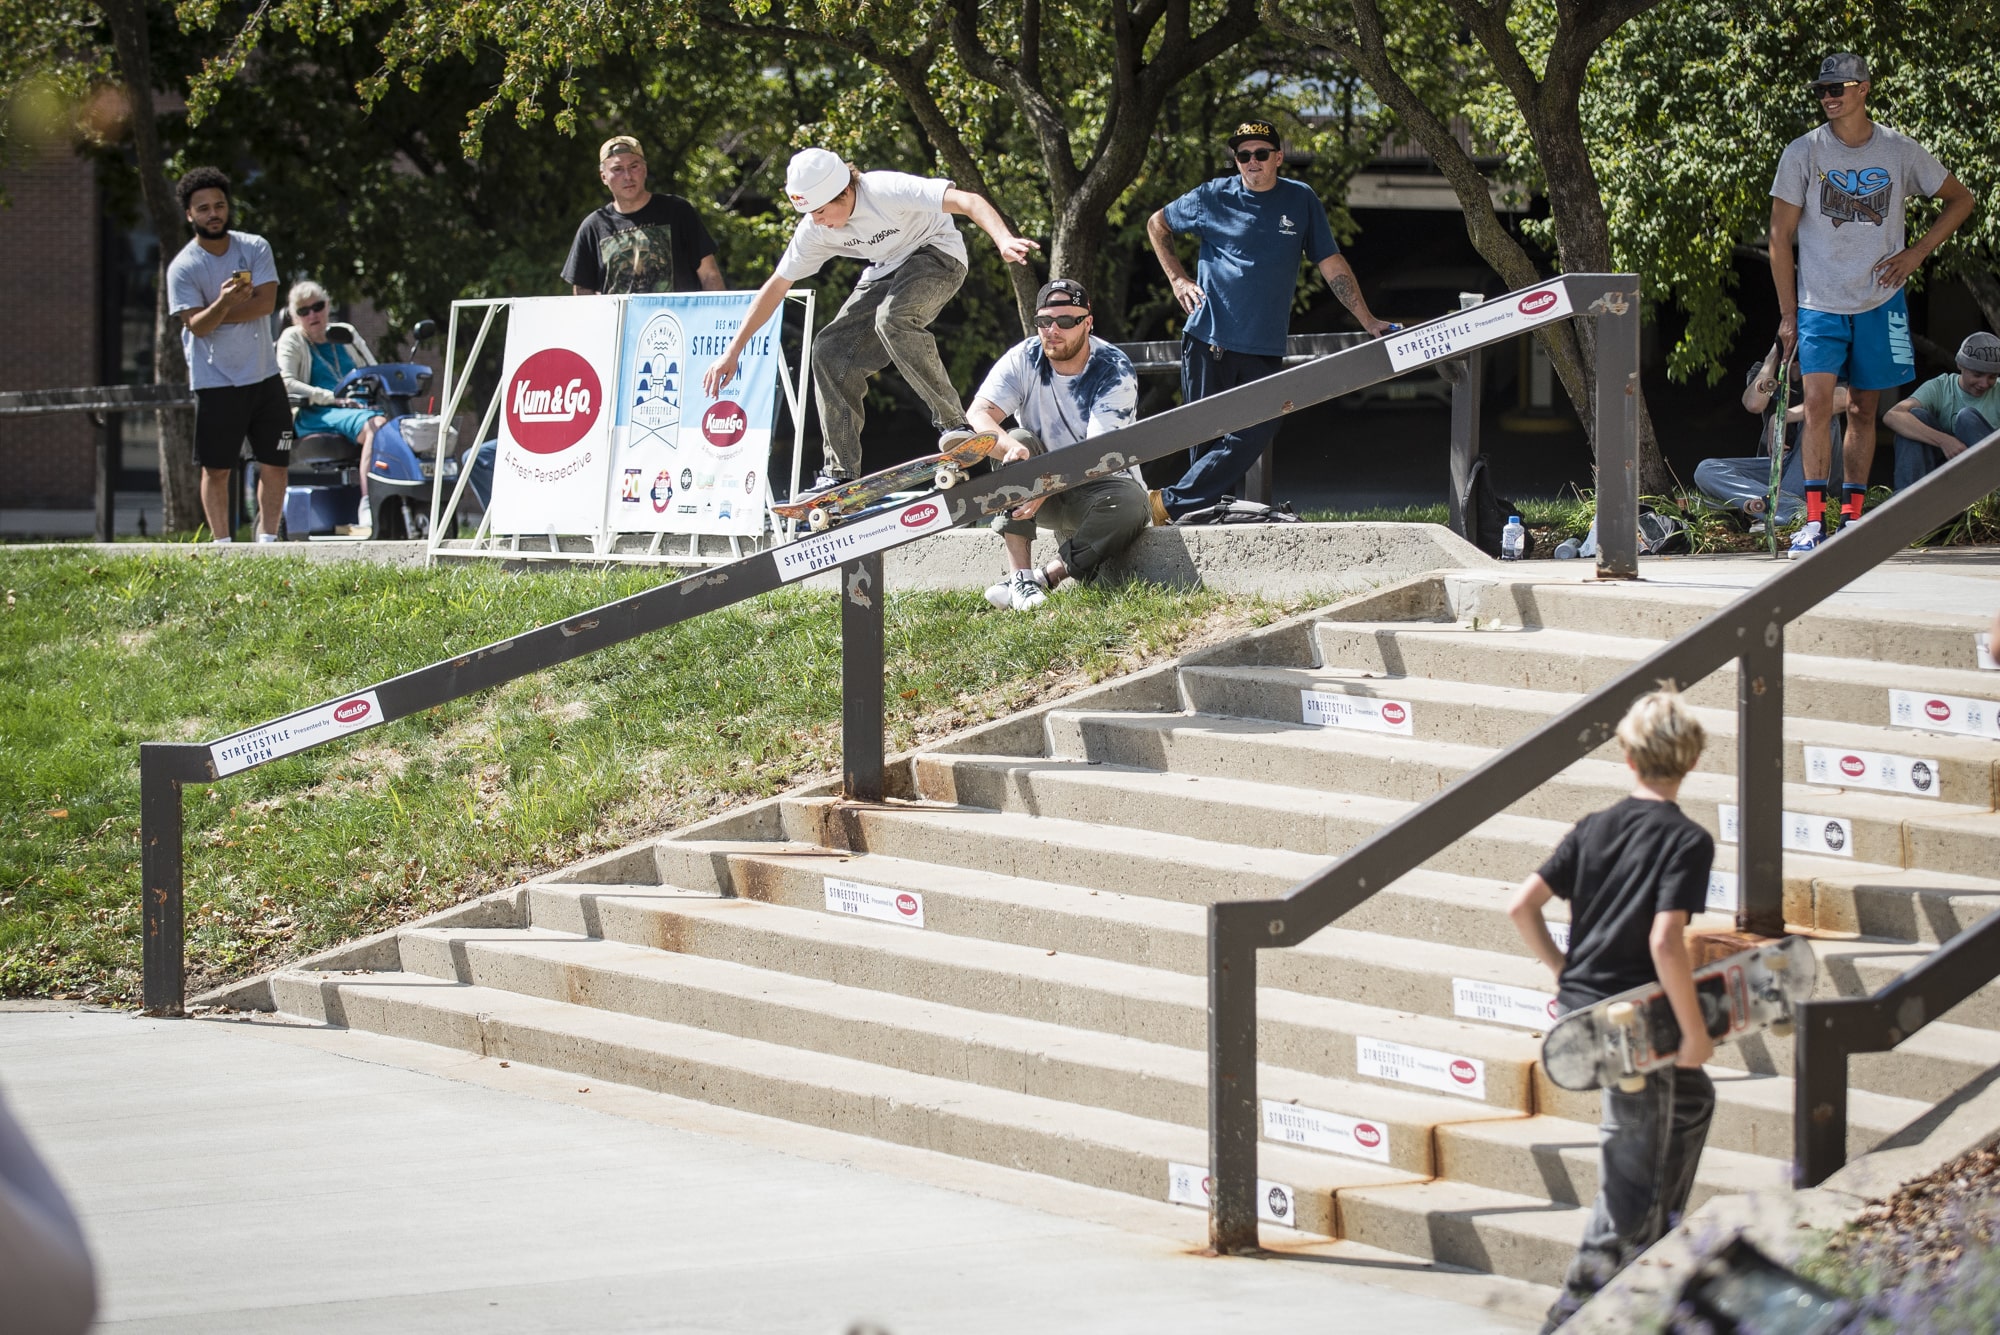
[1541, 1065, 1715, 1333]
[1893, 405, 1995, 491]
[1157, 338, 1285, 518]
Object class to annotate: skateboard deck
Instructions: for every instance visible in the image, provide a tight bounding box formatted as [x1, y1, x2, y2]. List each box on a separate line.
[1541, 934, 1817, 1093]
[773, 432, 1000, 533]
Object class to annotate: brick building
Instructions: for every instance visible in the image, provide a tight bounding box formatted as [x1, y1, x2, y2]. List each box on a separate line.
[0, 147, 110, 509]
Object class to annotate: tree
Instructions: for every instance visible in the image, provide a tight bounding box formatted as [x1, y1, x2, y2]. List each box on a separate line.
[1265, 0, 1677, 493]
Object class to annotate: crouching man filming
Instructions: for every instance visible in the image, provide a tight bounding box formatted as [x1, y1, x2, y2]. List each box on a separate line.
[965, 279, 1149, 611]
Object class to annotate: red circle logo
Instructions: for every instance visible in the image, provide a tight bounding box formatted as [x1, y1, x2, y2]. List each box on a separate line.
[1449, 1060, 1477, 1084]
[1518, 290, 1559, 315]
[894, 893, 919, 917]
[333, 698, 372, 724]
[1353, 1123, 1382, 1148]
[1547, 999, 1560, 1019]
[1381, 702, 1407, 725]
[702, 403, 747, 448]
[1925, 699, 1953, 722]
[505, 348, 601, 454]
[1839, 755, 1867, 777]
[900, 502, 941, 528]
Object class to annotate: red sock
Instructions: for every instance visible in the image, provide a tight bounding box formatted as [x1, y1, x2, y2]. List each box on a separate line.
[1804, 482, 1827, 525]
[1841, 485, 1866, 522]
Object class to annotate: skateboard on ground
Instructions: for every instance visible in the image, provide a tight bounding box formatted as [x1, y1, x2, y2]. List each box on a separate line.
[772, 431, 1001, 534]
[1541, 934, 1817, 1093]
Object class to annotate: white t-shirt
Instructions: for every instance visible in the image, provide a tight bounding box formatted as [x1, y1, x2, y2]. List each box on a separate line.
[775, 172, 967, 284]
[165, 230, 280, 389]
[974, 335, 1141, 481]
[1771, 122, 1948, 315]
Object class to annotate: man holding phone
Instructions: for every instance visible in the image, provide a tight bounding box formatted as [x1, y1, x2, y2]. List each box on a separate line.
[166, 166, 286, 542]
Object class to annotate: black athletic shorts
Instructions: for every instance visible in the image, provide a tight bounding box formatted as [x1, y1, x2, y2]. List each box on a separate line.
[194, 376, 292, 470]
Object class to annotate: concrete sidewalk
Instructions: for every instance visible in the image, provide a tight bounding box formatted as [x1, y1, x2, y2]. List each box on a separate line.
[0, 1010, 1545, 1334]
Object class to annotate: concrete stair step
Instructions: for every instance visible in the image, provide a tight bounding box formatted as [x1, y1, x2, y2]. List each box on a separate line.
[263, 968, 1418, 1236]
[1175, 665, 2000, 809]
[1312, 619, 2000, 733]
[393, 925, 1525, 1177]
[1047, 709, 2000, 866]
[522, 880, 1549, 1110]
[1332, 1177, 1588, 1288]
[1435, 1114, 1790, 1212]
[1447, 577, 1992, 671]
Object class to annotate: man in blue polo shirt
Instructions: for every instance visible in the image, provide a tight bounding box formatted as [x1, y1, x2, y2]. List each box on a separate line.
[1144, 116, 1393, 523]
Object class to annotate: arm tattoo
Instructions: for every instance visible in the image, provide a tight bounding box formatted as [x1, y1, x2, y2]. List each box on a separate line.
[1330, 272, 1360, 312]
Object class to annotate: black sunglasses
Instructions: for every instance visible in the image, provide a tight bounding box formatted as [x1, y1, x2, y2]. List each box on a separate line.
[1234, 148, 1276, 163]
[294, 300, 328, 315]
[1813, 80, 1862, 97]
[1034, 313, 1088, 330]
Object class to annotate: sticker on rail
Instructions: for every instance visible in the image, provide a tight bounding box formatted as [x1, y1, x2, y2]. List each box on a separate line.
[1167, 1163, 1298, 1225]
[1888, 689, 2000, 740]
[1384, 286, 1576, 372]
[209, 690, 384, 777]
[823, 877, 925, 928]
[1301, 690, 1413, 735]
[773, 496, 953, 583]
[1717, 804, 1854, 858]
[1802, 745, 1942, 798]
[1262, 1100, 1393, 1164]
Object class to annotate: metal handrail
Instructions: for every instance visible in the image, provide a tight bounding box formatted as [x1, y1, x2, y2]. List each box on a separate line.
[1202, 428, 2000, 1251]
[139, 273, 1642, 1014]
[0, 384, 194, 416]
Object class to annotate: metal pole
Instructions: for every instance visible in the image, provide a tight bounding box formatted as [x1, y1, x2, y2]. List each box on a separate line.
[95, 410, 117, 542]
[1446, 352, 1484, 541]
[1793, 1001, 1848, 1187]
[1588, 284, 1641, 579]
[139, 745, 186, 1016]
[841, 552, 886, 803]
[1208, 906, 1261, 1253]
[1736, 619, 1787, 936]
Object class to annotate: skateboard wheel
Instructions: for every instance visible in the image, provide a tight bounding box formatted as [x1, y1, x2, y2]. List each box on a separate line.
[1607, 1001, 1637, 1028]
[807, 507, 832, 533]
[934, 465, 965, 491]
[1617, 1074, 1647, 1094]
[1770, 1020, 1794, 1039]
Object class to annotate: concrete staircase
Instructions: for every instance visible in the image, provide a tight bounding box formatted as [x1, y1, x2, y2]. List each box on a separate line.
[263, 571, 2000, 1287]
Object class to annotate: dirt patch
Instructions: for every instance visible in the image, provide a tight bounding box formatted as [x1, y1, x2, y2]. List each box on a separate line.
[1829, 1138, 2000, 1287]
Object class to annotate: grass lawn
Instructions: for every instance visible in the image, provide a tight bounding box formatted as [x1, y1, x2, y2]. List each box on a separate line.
[2, 550, 1302, 1006]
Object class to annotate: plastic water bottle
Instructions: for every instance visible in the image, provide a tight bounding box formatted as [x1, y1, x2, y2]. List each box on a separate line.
[1501, 515, 1525, 561]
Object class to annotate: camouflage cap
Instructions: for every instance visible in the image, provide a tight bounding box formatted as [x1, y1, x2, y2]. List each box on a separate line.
[599, 135, 644, 162]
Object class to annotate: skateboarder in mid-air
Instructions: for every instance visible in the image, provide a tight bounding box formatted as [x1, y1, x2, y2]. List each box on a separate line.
[1504, 686, 1716, 1331]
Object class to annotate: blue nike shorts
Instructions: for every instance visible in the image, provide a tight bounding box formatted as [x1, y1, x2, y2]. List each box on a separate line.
[1797, 289, 1914, 392]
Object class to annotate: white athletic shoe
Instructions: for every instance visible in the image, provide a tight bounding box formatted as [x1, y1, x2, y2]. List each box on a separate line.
[1786, 520, 1821, 559]
[984, 578, 1017, 610]
[1008, 567, 1049, 611]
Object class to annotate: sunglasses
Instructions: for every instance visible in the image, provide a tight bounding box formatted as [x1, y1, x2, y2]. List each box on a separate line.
[294, 300, 328, 315]
[1234, 148, 1276, 164]
[1813, 80, 1862, 97]
[1034, 313, 1088, 330]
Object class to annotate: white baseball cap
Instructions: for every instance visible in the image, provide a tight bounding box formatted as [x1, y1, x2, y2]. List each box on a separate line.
[785, 148, 849, 213]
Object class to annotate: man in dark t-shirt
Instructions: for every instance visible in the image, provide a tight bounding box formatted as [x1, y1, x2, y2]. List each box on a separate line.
[1506, 686, 1717, 1332]
[562, 135, 725, 295]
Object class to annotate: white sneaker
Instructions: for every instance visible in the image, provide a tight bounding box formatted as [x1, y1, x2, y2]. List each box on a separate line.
[938, 425, 979, 452]
[984, 578, 1017, 610]
[808, 470, 850, 494]
[1787, 520, 1821, 558]
[1008, 567, 1048, 611]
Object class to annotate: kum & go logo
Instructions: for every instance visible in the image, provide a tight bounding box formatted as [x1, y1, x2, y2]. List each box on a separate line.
[507, 348, 602, 454]
[702, 402, 748, 448]
[1518, 289, 1560, 315]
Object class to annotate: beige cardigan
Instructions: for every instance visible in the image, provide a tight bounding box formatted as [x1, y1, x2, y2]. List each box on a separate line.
[276, 323, 377, 405]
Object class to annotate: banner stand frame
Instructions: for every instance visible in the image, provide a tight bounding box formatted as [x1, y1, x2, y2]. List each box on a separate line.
[426, 290, 817, 568]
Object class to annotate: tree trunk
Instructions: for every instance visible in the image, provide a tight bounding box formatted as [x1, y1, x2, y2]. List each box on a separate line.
[101, 0, 202, 531]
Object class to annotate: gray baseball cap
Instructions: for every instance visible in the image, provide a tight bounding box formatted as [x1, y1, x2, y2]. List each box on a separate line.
[1813, 53, 1870, 86]
[1958, 331, 2000, 375]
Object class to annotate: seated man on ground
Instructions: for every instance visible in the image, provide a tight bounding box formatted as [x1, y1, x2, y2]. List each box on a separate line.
[1883, 331, 2000, 491]
[964, 278, 1149, 611]
[276, 280, 388, 536]
[1693, 342, 1847, 527]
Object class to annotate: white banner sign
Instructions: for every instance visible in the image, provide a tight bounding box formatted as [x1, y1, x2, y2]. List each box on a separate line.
[1262, 1100, 1393, 1164]
[210, 690, 384, 777]
[1356, 1036, 1487, 1100]
[1718, 803, 1854, 858]
[1166, 1163, 1298, 1226]
[1385, 286, 1577, 371]
[488, 296, 621, 536]
[774, 496, 954, 582]
[1803, 745, 1942, 798]
[1889, 689, 2000, 739]
[1453, 978, 1559, 1031]
[1707, 869, 1740, 913]
[823, 877, 925, 928]
[1300, 690, 1414, 735]
[1978, 633, 1996, 672]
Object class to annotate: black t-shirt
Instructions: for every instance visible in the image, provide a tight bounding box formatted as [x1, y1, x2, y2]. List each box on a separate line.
[561, 194, 718, 294]
[1538, 797, 1714, 1010]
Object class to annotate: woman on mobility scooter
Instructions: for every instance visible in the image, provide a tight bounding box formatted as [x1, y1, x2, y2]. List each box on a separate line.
[276, 280, 387, 536]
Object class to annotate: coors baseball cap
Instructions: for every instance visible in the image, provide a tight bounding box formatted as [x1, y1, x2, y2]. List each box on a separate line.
[1958, 331, 2000, 375]
[1812, 53, 1870, 86]
[1036, 278, 1090, 310]
[599, 135, 644, 162]
[1227, 118, 1282, 150]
